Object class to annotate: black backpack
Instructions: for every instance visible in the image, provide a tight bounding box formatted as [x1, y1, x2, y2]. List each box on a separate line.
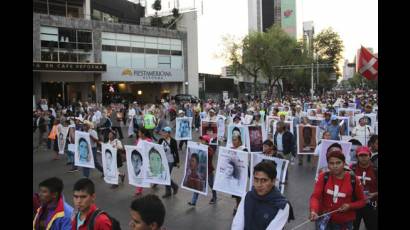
[323, 170, 357, 201]
[88, 209, 121, 230]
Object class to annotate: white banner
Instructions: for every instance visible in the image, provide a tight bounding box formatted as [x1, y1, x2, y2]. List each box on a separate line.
[101, 143, 119, 185]
[143, 141, 171, 186]
[213, 147, 249, 197]
[181, 141, 209, 195]
[316, 140, 352, 179]
[227, 125, 249, 149]
[74, 131, 95, 168]
[57, 126, 69, 155]
[175, 117, 192, 141]
[249, 153, 289, 194]
[125, 145, 151, 188]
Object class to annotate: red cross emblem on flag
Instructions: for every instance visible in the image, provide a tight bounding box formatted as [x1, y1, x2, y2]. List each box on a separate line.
[357, 46, 378, 80]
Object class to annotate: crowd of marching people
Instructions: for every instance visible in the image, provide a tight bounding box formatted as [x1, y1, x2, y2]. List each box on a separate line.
[33, 88, 378, 230]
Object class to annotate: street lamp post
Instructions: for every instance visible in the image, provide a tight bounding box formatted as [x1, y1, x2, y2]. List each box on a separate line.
[311, 63, 314, 98]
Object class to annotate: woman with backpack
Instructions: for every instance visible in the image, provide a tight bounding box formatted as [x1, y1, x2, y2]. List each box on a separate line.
[309, 143, 366, 230]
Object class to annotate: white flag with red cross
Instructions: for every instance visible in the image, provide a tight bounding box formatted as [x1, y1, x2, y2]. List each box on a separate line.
[357, 46, 378, 80]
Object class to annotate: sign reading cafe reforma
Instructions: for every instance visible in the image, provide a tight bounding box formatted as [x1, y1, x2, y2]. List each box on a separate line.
[102, 67, 184, 82]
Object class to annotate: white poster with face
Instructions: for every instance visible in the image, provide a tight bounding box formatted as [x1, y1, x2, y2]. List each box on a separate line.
[213, 147, 249, 197]
[338, 108, 356, 127]
[181, 141, 209, 195]
[216, 115, 226, 138]
[337, 116, 350, 136]
[101, 143, 118, 185]
[57, 126, 69, 155]
[74, 131, 95, 168]
[316, 140, 352, 179]
[243, 114, 254, 125]
[143, 141, 171, 186]
[354, 113, 377, 128]
[249, 153, 289, 194]
[175, 117, 192, 140]
[125, 145, 150, 188]
[227, 125, 248, 149]
[348, 103, 357, 109]
[266, 116, 280, 133]
[296, 125, 319, 155]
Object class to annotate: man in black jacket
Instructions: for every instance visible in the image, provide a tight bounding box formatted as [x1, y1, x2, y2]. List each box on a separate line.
[273, 121, 295, 161]
[158, 127, 180, 198]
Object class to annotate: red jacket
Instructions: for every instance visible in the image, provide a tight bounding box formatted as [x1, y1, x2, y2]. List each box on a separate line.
[351, 163, 378, 202]
[310, 171, 366, 224]
[71, 204, 112, 230]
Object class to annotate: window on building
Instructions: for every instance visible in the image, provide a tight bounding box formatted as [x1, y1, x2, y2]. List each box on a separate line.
[131, 53, 145, 68]
[100, 32, 183, 69]
[145, 54, 158, 68]
[34, 0, 83, 18]
[171, 56, 182, 69]
[102, 52, 117, 66]
[40, 26, 93, 63]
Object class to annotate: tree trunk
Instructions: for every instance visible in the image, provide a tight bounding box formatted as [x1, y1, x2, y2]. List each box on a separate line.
[253, 76, 257, 96]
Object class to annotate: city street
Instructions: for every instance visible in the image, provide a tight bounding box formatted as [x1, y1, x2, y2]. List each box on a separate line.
[33, 125, 356, 230]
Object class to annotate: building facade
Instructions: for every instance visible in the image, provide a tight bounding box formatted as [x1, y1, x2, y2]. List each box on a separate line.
[33, 0, 198, 105]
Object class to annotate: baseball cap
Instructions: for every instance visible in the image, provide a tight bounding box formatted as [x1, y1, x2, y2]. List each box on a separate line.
[178, 110, 185, 114]
[209, 108, 216, 113]
[162, 126, 172, 133]
[356, 146, 371, 156]
[199, 135, 211, 144]
[331, 115, 338, 121]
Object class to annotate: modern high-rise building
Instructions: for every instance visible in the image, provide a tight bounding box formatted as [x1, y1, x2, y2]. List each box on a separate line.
[248, 0, 296, 38]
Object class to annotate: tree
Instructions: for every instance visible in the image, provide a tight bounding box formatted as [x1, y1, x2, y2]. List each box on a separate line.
[151, 0, 163, 27]
[314, 28, 344, 91]
[259, 26, 311, 98]
[221, 26, 310, 98]
[348, 73, 378, 90]
[152, 0, 161, 11]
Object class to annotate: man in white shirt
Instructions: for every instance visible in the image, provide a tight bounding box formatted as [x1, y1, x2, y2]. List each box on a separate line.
[231, 161, 294, 230]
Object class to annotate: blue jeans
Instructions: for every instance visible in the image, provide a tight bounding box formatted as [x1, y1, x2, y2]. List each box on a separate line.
[66, 150, 74, 164]
[166, 163, 178, 194]
[82, 147, 104, 178]
[191, 172, 217, 204]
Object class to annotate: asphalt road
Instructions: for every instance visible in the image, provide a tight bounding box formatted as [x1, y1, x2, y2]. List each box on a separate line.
[33, 125, 365, 230]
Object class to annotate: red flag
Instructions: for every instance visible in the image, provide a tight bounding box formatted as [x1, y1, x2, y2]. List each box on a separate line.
[357, 46, 378, 80]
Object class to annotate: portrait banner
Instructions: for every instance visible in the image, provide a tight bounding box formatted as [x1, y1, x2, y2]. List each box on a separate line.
[201, 120, 218, 146]
[213, 147, 249, 197]
[296, 125, 318, 155]
[249, 153, 289, 194]
[227, 125, 248, 149]
[57, 126, 69, 155]
[316, 140, 352, 179]
[175, 117, 193, 140]
[74, 131, 95, 168]
[101, 143, 118, 185]
[266, 116, 280, 133]
[247, 126, 263, 153]
[143, 141, 171, 186]
[354, 113, 377, 128]
[216, 115, 226, 138]
[125, 145, 150, 188]
[337, 116, 350, 136]
[338, 108, 356, 127]
[181, 141, 209, 195]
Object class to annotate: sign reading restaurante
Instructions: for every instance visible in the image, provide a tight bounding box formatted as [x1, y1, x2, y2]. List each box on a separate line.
[33, 61, 107, 72]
